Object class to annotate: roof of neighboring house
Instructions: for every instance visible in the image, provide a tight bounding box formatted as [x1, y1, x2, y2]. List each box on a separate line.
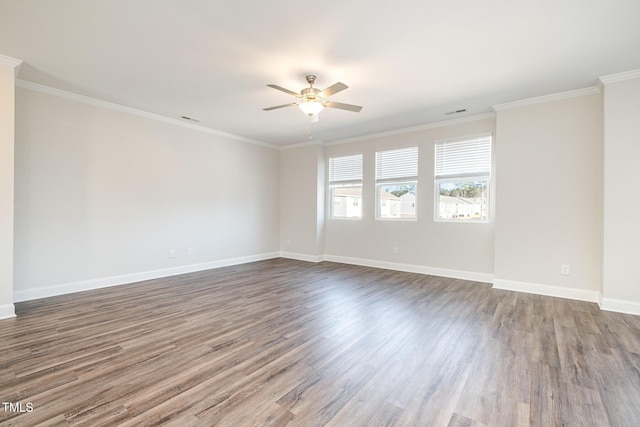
[379, 189, 399, 200]
[439, 195, 474, 205]
[333, 187, 362, 197]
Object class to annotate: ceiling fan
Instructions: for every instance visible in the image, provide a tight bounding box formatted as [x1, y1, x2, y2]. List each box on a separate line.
[263, 75, 362, 122]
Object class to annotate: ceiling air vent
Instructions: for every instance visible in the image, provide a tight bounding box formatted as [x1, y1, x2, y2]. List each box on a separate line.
[445, 109, 467, 116]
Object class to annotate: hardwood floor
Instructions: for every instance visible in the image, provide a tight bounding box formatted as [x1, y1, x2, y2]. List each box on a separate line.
[1, 258, 640, 426]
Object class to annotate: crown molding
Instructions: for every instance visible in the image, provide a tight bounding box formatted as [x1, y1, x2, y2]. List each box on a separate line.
[0, 54, 23, 71]
[279, 139, 326, 150]
[325, 112, 496, 146]
[598, 69, 640, 85]
[493, 86, 601, 112]
[15, 79, 278, 150]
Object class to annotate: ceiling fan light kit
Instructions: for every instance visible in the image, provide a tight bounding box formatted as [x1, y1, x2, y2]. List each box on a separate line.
[264, 74, 362, 122]
[298, 100, 324, 116]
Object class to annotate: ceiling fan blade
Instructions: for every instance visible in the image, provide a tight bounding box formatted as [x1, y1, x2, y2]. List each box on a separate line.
[267, 84, 299, 96]
[263, 103, 297, 111]
[325, 101, 362, 112]
[320, 82, 348, 97]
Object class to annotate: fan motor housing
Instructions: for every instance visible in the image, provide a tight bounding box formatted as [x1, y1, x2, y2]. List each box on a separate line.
[301, 87, 322, 101]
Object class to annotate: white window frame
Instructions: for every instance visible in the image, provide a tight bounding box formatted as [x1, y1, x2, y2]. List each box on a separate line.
[328, 154, 363, 220]
[434, 134, 492, 223]
[375, 146, 418, 221]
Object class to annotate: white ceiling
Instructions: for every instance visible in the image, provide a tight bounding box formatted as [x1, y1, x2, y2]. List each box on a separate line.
[1, 1, 639, 146]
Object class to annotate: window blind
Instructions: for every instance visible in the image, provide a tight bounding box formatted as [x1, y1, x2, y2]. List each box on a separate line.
[375, 146, 418, 180]
[329, 154, 363, 182]
[434, 135, 491, 178]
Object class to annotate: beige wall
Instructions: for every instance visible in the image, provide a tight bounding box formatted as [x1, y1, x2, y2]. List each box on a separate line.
[494, 93, 603, 295]
[602, 75, 640, 307]
[0, 60, 19, 318]
[13, 87, 280, 297]
[323, 118, 496, 279]
[279, 143, 325, 259]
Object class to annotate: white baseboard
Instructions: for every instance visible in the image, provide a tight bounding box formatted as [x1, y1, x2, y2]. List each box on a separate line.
[279, 251, 325, 263]
[13, 252, 280, 302]
[492, 278, 601, 303]
[14, 252, 639, 318]
[599, 297, 640, 316]
[0, 303, 16, 320]
[324, 254, 494, 283]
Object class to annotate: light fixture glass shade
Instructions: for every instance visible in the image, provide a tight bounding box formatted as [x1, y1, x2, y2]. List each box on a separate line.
[299, 100, 324, 116]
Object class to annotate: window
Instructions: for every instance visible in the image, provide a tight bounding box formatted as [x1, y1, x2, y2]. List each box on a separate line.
[329, 154, 363, 219]
[434, 134, 491, 222]
[375, 146, 418, 219]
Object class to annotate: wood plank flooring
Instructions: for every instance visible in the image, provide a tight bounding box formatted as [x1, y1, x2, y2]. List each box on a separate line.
[1, 258, 640, 426]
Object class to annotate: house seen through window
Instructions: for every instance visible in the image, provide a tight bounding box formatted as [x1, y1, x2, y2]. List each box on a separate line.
[434, 135, 492, 222]
[375, 146, 418, 220]
[329, 154, 363, 219]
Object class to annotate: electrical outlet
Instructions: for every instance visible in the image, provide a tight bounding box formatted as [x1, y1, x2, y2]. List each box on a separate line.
[392, 246, 399, 255]
[169, 249, 175, 259]
[187, 248, 193, 256]
[286, 240, 292, 247]
[560, 264, 570, 275]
